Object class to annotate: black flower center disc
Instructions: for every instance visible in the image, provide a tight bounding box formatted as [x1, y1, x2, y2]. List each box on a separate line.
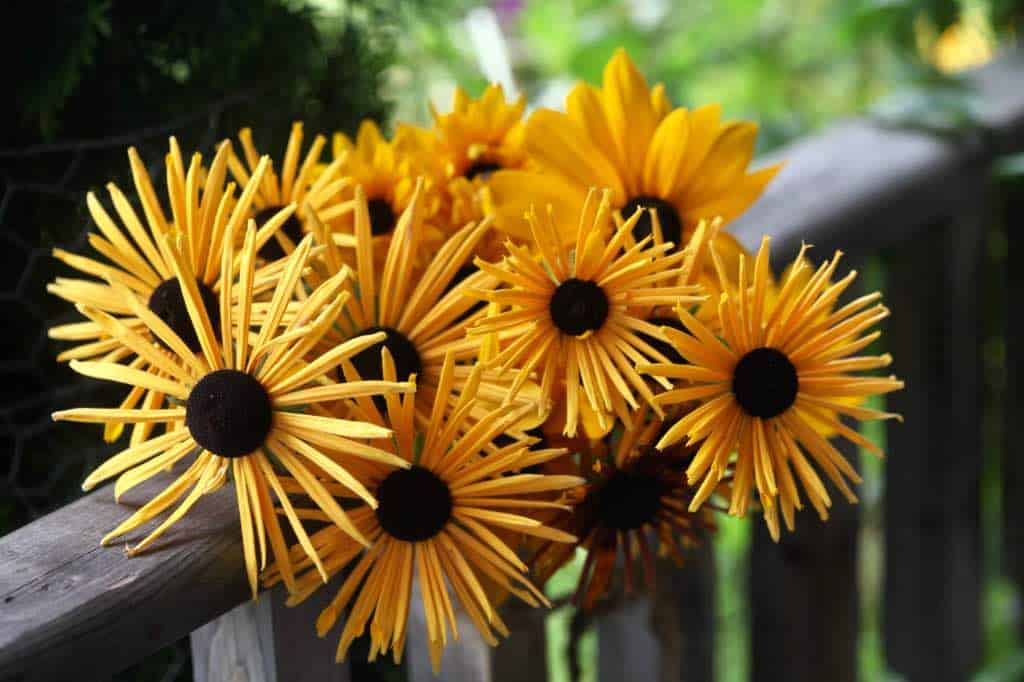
[622, 195, 683, 248]
[147, 278, 220, 352]
[550, 278, 609, 336]
[376, 466, 453, 541]
[186, 369, 273, 458]
[367, 198, 396, 236]
[254, 205, 304, 261]
[349, 326, 422, 382]
[595, 470, 663, 531]
[464, 160, 502, 181]
[732, 347, 799, 419]
[640, 315, 688, 365]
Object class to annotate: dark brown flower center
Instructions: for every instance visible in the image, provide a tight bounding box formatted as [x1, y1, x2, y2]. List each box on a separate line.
[622, 195, 683, 248]
[732, 347, 799, 418]
[595, 469, 663, 531]
[186, 369, 273, 458]
[376, 466, 452, 541]
[147, 278, 220, 352]
[349, 326, 422, 382]
[464, 160, 502, 181]
[254, 205, 304, 260]
[550, 278, 609, 336]
[368, 198, 396, 236]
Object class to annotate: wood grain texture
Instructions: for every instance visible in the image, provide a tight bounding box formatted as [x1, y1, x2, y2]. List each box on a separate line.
[191, 579, 351, 682]
[882, 200, 986, 682]
[0, 470, 248, 682]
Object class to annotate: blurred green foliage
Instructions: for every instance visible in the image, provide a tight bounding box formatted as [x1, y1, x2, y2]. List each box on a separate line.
[390, 0, 1022, 152]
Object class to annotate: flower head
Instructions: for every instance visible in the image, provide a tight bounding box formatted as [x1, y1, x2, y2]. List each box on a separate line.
[53, 226, 414, 597]
[471, 189, 702, 436]
[641, 238, 904, 539]
[48, 138, 294, 443]
[488, 49, 780, 247]
[227, 122, 348, 259]
[271, 353, 582, 671]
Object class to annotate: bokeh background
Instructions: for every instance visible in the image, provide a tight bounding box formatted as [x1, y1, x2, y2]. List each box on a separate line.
[3, 1, 1023, 680]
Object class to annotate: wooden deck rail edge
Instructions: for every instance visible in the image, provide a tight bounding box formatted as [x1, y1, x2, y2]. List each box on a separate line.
[1, 48, 1023, 682]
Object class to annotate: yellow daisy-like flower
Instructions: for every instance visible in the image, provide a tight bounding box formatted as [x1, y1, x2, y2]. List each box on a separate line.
[528, 410, 723, 611]
[641, 237, 904, 540]
[270, 353, 582, 671]
[431, 84, 528, 182]
[48, 138, 294, 444]
[318, 120, 440, 242]
[488, 48, 781, 245]
[53, 227, 414, 597]
[227, 122, 349, 259]
[470, 189, 702, 437]
[308, 181, 521, 428]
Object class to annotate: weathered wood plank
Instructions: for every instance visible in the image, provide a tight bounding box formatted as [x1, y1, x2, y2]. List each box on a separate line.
[882, 200, 986, 681]
[191, 579, 351, 682]
[597, 595, 659, 682]
[650, 549, 715, 682]
[0, 470, 247, 682]
[748, 457, 859, 682]
[1001, 173, 1024, 638]
[491, 601, 549, 682]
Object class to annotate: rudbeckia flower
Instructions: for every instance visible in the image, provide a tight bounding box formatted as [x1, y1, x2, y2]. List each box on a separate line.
[527, 410, 723, 610]
[48, 138, 294, 444]
[227, 122, 350, 260]
[470, 189, 701, 436]
[53, 227, 414, 597]
[269, 353, 582, 671]
[488, 49, 781, 247]
[431, 84, 528, 182]
[641, 238, 904, 539]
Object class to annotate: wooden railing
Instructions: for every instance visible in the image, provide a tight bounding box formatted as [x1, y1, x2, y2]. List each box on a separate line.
[2, 50, 1024, 682]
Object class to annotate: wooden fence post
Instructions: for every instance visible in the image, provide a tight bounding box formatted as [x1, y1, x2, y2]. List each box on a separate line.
[491, 601, 550, 682]
[1001, 172, 1024, 636]
[190, 580, 351, 682]
[650, 547, 716, 682]
[883, 201, 986, 681]
[748, 441, 860, 682]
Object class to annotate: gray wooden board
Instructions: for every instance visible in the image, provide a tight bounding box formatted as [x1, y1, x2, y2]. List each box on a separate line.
[0, 470, 247, 682]
[882, 202, 986, 681]
[191, 578, 352, 682]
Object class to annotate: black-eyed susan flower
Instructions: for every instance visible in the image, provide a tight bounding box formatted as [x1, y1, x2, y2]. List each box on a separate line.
[527, 410, 723, 611]
[269, 353, 582, 671]
[487, 49, 781, 246]
[48, 138, 295, 444]
[227, 122, 349, 259]
[431, 84, 528, 182]
[470, 189, 703, 437]
[317, 120, 441, 245]
[53, 227, 414, 597]
[640, 237, 904, 540]
[308, 181, 524, 428]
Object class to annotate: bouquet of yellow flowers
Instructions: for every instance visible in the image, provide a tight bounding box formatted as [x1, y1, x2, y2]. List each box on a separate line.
[49, 50, 903, 672]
